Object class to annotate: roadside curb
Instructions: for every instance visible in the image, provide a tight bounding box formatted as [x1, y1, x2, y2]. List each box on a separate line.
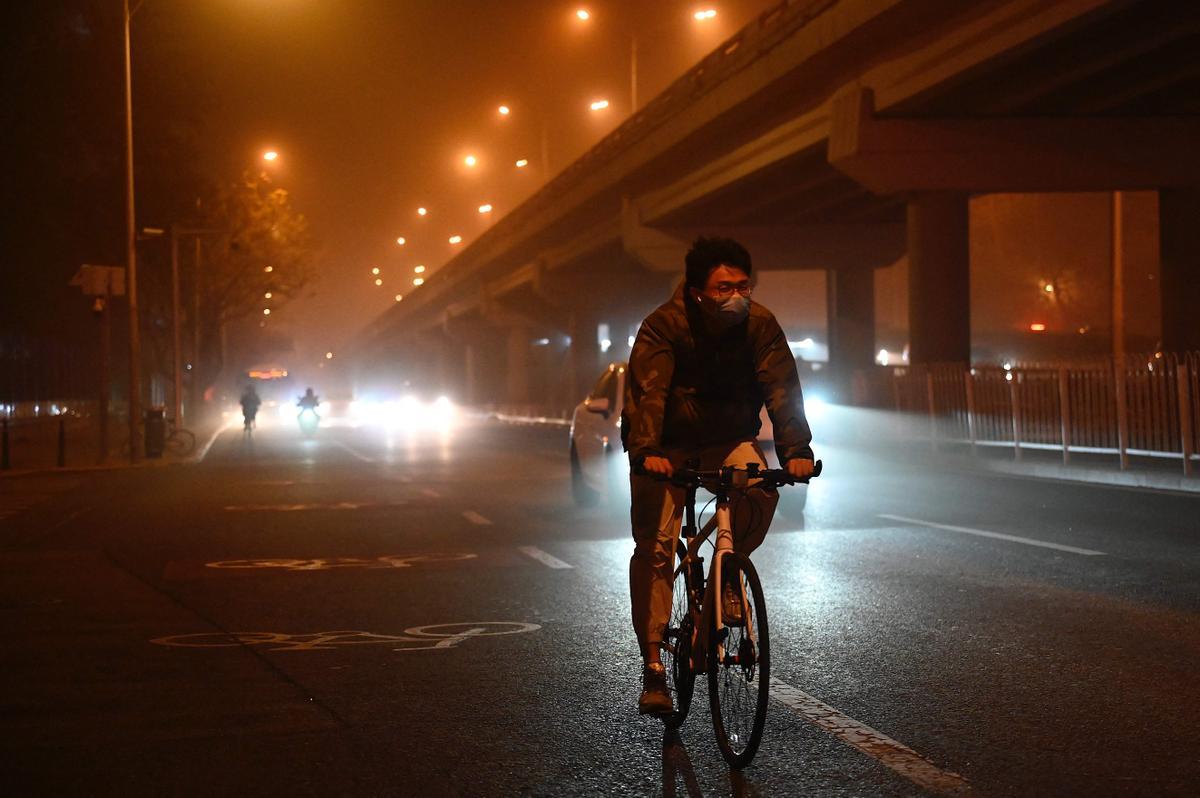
[482, 412, 572, 428]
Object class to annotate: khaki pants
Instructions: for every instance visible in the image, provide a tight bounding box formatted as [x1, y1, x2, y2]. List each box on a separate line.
[628, 440, 778, 662]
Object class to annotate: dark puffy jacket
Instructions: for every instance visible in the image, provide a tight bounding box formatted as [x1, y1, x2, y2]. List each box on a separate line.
[620, 285, 814, 465]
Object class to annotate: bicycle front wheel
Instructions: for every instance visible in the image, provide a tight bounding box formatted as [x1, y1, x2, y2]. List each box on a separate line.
[661, 541, 697, 729]
[708, 551, 769, 769]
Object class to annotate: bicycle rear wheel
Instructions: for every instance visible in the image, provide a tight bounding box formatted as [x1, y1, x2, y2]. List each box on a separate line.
[166, 428, 196, 456]
[708, 551, 769, 769]
[661, 540, 697, 729]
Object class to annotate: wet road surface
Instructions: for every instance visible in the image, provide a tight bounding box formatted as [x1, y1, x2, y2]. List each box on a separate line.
[2, 412, 1198, 796]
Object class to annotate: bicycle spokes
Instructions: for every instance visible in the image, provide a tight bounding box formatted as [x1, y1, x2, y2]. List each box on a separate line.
[709, 552, 769, 768]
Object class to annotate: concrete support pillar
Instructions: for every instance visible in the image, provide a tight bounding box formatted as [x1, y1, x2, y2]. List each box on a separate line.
[827, 267, 876, 403]
[464, 342, 481, 405]
[506, 326, 531, 405]
[907, 194, 970, 364]
[1160, 189, 1200, 352]
[568, 311, 600, 402]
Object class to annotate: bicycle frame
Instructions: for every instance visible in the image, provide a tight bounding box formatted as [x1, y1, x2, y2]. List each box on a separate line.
[673, 473, 756, 672]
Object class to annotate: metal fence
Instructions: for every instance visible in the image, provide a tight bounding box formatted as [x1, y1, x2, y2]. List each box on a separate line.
[893, 353, 1199, 475]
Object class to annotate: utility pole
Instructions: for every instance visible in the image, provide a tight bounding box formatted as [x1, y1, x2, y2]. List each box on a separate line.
[630, 34, 639, 112]
[170, 226, 182, 425]
[123, 0, 142, 462]
[192, 236, 202, 423]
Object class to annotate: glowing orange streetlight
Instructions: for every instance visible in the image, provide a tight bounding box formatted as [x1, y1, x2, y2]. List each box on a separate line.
[463, 154, 478, 168]
[325, 351, 334, 360]
[374, 278, 383, 286]
[371, 266, 380, 275]
[263, 150, 279, 162]
[478, 203, 493, 214]
[414, 265, 426, 274]
[417, 207, 428, 217]
[448, 235, 463, 245]
[515, 158, 529, 168]
[693, 9, 717, 21]
[262, 308, 271, 316]
[589, 99, 610, 112]
[576, 9, 590, 21]
[413, 277, 425, 286]
[394, 294, 403, 302]
[396, 236, 406, 245]
[498, 105, 511, 116]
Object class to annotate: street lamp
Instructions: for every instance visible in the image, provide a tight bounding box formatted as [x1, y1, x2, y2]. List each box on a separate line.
[396, 236, 406, 245]
[417, 207, 428, 217]
[478, 203, 493, 214]
[589, 99, 610, 111]
[576, 6, 719, 111]
[463, 154, 478, 168]
[263, 150, 279, 162]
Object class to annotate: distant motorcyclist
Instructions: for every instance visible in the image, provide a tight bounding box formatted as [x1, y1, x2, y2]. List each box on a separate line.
[239, 385, 262, 431]
[297, 387, 320, 416]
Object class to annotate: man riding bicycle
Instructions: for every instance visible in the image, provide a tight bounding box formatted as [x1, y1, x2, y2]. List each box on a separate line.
[621, 236, 815, 715]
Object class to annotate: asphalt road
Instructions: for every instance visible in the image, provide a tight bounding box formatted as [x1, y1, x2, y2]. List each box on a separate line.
[2, 410, 1198, 796]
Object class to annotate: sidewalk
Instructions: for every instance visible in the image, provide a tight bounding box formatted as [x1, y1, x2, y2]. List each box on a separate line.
[0, 415, 231, 479]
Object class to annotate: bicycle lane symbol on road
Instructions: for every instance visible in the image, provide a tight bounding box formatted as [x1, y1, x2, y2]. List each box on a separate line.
[149, 622, 540, 652]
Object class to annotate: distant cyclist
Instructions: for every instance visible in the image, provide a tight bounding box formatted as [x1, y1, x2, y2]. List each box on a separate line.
[622, 236, 816, 715]
[239, 385, 262, 432]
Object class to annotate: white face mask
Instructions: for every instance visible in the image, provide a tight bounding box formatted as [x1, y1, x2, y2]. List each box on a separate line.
[696, 292, 750, 328]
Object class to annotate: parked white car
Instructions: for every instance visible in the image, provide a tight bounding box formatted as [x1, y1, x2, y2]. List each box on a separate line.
[569, 362, 628, 506]
[568, 362, 781, 507]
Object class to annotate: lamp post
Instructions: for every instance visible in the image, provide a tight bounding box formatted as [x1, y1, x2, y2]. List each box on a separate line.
[123, 0, 142, 461]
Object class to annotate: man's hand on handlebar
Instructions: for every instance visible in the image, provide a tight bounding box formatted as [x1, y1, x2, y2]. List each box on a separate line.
[785, 458, 815, 480]
[641, 455, 674, 478]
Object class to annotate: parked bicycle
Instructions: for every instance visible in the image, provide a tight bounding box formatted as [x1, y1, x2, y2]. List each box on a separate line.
[651, 459, 822, 768]
[164, 417, 196, 457]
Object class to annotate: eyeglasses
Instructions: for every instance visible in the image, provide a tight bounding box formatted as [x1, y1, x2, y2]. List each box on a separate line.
[709, 282, 752, 299]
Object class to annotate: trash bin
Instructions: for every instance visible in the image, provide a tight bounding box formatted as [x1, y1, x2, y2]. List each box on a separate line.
[145, 406, 166, 458]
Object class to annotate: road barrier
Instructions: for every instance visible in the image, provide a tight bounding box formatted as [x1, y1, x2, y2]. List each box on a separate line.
[893, 352, 1199, 475]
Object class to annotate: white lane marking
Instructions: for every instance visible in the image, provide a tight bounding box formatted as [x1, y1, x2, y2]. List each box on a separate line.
[769, 678, 971, 795]
[517, 546, 574, 569]
[878, 513, 1106, 556]
[224, 502, 405, 512]
[197, 417, 236, 462]
[421, 488, 441, 499]
[332, 439, 377, 463]
[462, 510, 492, 526]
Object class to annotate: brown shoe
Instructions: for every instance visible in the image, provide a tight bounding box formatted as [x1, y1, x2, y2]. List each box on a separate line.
[638, 663, 673, 715]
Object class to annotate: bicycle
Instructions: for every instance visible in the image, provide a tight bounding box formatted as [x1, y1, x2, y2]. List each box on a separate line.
[651, 458, 822, 769]
[165, 417, 196, 457]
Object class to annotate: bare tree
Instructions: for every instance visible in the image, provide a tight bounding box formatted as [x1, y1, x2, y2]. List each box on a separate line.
[199, 169, 317, 380]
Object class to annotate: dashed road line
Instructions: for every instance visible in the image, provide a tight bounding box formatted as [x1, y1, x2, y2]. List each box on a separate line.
[769, 678, 971, 795]
[517, 546, 573, 569]
[331, 439, 377, 463]
[462, 510, 492, 526]
[224, 502, 406, 512]
[878, 513, 1106, 556]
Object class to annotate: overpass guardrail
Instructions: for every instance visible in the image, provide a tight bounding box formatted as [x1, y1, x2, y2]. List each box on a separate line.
[892, 353, 1200, 476]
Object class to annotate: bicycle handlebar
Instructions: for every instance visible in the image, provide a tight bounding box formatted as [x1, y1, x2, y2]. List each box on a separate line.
[641, 459, 822, 489]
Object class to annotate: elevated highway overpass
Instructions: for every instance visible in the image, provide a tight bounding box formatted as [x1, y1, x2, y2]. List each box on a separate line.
[350, 0, 1200, 408]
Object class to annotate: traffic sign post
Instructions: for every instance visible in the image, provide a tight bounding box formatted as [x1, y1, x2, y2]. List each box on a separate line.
[71, 265, 124, 462]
